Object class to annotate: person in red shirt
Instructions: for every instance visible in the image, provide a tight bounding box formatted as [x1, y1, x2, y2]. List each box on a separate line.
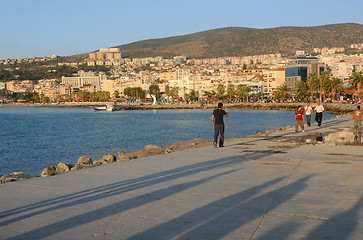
[295, 105, 305, 133]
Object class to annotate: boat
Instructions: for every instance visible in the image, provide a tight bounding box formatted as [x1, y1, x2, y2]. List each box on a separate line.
[94, 105, 115, 112]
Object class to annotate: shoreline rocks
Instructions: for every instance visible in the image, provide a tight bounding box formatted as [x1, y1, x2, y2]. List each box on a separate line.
[1, 172, 33, 183]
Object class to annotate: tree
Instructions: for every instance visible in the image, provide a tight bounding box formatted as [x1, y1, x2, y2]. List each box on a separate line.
[149, 84, 160, 100]
[349, 71, 363, 90]
[318, 71, 330, 101]
[216, 83, 225, 99]
[325, 77, 343, 100]
[123, 87, 145, 100]
[113, 90, 120, 98]
[236, 85, 245, 102]
[274, 84, 290, 101]
[295, 80, 308, 101]
[307, 73, 319, 100]
[188, 89, 196, 101]
[123, 87, 133, 98]
[226, 84, 235, 101]
[77, 90, 90, 101]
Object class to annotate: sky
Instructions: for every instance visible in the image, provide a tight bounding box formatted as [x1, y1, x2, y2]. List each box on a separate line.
[1, 0, 362, 60]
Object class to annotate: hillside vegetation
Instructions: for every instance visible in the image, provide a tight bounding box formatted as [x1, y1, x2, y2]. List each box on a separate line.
[112, 23, 363, 58]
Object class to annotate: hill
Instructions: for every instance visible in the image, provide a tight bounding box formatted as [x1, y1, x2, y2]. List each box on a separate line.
[113, 23, 363, 58]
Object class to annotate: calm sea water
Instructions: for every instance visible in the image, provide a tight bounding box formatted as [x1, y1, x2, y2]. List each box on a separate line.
[0, 106, 336, 176]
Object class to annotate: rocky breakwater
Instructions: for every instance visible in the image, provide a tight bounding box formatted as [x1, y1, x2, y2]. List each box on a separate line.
[38, 138, 211, 178]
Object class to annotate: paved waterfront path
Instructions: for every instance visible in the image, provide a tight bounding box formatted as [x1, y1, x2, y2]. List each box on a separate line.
[1, 115, 362, 240]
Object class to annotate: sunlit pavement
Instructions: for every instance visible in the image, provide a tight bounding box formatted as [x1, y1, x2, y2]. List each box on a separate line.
[0, 115, 362, 240]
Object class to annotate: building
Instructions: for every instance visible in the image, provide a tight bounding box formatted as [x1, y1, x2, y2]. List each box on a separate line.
[88, 48, 122, 66]
[263, 68, 286, 96]
[61, 71, 103, 89]
[285, 57, 325, 91]
[6, 80, 34, 93]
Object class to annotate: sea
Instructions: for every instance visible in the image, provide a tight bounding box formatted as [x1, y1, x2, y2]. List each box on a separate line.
[0, 106, 336, 176]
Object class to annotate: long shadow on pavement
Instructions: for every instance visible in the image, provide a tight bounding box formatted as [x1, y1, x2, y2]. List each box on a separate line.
[1, 150, 286, 239]
[0, 150, 269, 221]
[127, 176, 312, 240]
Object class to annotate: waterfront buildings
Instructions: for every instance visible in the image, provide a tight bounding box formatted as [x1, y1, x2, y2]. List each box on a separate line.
[61, 71, 103, 89]
[285, 55, 325, 91]
[1, 45, 363, 101]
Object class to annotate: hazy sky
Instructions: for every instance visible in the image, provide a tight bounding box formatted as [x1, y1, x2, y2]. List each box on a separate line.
[1, 0, 362, 59]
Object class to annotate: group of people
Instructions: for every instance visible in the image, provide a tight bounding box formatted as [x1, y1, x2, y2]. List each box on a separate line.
[294, 100, 325, 133]
[295, 101, 363, 133]
[212, 101, 363, 148]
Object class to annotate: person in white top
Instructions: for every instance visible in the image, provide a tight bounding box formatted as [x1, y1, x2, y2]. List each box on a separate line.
[314, 99, 325, 127]
[304, 102, 314, 126]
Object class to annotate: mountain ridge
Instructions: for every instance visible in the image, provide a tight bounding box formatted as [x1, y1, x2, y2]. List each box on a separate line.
[110, 23, 363, 58]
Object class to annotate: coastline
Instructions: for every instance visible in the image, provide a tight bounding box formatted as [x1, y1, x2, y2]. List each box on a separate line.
[2, 101, 358, 114]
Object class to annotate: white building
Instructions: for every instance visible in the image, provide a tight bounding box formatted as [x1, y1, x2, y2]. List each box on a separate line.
[61, 71, 103, 88]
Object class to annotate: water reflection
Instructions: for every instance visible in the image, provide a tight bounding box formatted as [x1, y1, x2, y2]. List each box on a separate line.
[323, 128, 362, 146]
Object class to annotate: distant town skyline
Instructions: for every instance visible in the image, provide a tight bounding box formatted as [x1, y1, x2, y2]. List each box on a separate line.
[1, 0, 363, 60]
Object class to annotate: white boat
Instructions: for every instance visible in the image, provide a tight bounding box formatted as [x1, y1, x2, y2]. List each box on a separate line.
[94, 105, 115, 112]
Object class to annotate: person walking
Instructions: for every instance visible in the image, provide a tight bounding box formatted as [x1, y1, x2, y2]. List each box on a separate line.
[352, 105, 363, 133]
[212, 102, 229, 147]
[295, 105, 305, 133]
[314, 100, 325, 127]
[304, 102, 313, 127]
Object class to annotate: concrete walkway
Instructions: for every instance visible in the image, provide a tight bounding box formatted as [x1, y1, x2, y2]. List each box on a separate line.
[1, 115, 362, 240]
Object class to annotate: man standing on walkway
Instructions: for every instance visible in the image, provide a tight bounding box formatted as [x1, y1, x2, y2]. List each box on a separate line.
[314, 100, 325, 127]
[304, 102, 313, 127]
[212, 102, 229, 147]
[352, 105, 363, 133]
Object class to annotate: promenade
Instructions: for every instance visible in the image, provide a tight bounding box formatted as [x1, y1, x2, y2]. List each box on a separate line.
[0, 115, 362, 240]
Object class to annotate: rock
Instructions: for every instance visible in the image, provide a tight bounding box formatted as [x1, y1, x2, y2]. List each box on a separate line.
[118, 150, 127, 160]
[0, 172, 32, 183]
[100, 154, 116, 163]
[41, 166, 56, 177]
[116, 156, 131, 162]
[93, 154, 117, 166]
[144, 144, 161, 150]
[77, 156, 93, 165]
[71, 163, 93, 170]
[164, 147, 173, 154]
[55, 162, 73, 174]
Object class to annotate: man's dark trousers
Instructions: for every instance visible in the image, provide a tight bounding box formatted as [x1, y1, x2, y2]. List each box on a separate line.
[214, 124, 225, 147]
[315, 112, 323, 126]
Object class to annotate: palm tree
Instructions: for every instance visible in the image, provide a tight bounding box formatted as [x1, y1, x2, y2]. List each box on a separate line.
[274, 84, 290, 101]
[318, 71, 330, 101]
[226, 84, 235, 101]
[295, 80, 308, 101]
[349, 71, 363, 90]
[216, 83, 225, 99]
[306, 73, 319, 99]
[307, 73, 319, 100]
[325, 77, 344, 100]
[236, 84, 246, 102]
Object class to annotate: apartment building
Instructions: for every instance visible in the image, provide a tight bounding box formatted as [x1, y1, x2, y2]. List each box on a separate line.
[61, 71, 104, 90]
[88, 48, 122, 66]
[34, 79, 60, 100]
[6, 80, 34, 93]
[262, 68, 286, 96]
